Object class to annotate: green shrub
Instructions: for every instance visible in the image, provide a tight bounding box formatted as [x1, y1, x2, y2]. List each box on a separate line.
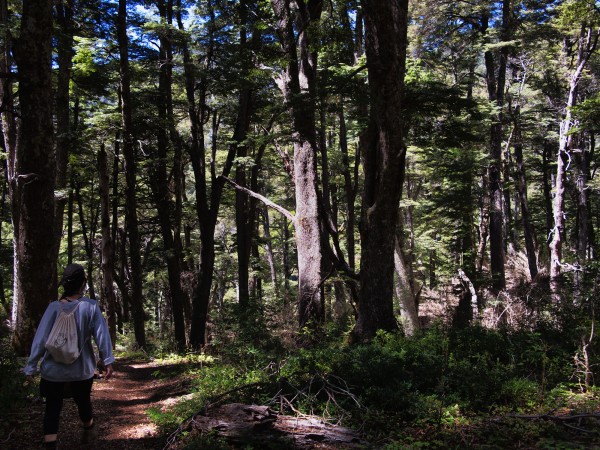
[0, 337, 30, 437]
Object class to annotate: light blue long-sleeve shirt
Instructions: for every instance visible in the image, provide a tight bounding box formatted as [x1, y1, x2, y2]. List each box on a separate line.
[24, 297, 116, 382]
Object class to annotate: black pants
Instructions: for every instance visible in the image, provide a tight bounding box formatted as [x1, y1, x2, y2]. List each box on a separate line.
[40, 377, 94, 435]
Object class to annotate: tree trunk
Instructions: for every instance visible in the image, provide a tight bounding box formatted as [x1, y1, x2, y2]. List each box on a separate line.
[73, 179, 98, 299]
[118, 0, 146, 348]
[0, 0, 14, 311]
[152, 0, 187, 350]
[353, 0, 409, 342]
[233, 0, 256, 310]
[394, 232, 419, 336]
[573, 134, 590, 302]
[272, 0, 325, 330]
[11, 0, 56, 354]
[513, 117, 538, 279]
[338, 101, 356, 270]
[483, 1, 511, 292]
[262, 207, 278, 287]
[111, 139, 124, 333]
[476, 173, 490, 274]
[177, 5, 239, 347]
[550, 24, 598, 302]
[98, 145, 117, 347]
[542, 140, 554, 245]
[52, 0, 76, 287]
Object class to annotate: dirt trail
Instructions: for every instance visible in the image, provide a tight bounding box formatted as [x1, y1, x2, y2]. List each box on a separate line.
[7, 359, 186, 450]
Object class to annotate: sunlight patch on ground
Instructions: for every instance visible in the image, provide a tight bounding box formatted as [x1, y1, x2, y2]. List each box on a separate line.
[159, 393, 194, 411]
[106, 422, 158, 440]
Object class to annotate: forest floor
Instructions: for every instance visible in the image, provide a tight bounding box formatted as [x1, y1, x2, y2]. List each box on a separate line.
[6, 358, 187, 449]
[5, 358, 366, 450]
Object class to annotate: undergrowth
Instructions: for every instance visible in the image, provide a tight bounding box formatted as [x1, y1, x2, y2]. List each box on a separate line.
[147, 313, 600, 448]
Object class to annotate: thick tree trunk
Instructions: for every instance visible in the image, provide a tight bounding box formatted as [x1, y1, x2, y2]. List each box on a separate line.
[98, 145, 117, 347]
[118, 0, 146, 348]
[353, 0, 409, 342]
[272, 0, 325, 330]
[11, 0, 56, 354]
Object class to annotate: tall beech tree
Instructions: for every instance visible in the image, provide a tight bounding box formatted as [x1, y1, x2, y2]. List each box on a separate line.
[117, 0, 146, 348]
[271, 0, 325, 330]
[549, 1, 599, 302]
[352, 0, 409, 342]
[482, 0, 513, 292]
[181, 3, 246, 347]
[52, 0, 76, 287]
[10, 0, 56, 354]
[150, 0, 187, 350]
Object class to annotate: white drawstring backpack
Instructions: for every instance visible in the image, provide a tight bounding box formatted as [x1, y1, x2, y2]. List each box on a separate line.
[45, 301, 83, 364]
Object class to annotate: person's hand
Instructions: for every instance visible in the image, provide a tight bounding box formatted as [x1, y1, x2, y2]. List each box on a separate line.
[104, 364, 114, 380]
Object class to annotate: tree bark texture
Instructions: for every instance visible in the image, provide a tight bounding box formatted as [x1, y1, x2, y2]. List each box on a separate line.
[11, 0, 57, 354]
[272, 0, 324, 330]
[394, 233, 419, 336]
[353, 0, 409, 342]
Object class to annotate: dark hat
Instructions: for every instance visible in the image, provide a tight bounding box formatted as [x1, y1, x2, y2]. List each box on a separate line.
[60, 263, 86, 287]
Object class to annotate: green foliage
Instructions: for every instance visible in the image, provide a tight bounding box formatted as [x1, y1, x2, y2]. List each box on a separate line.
[0, 337, 31, 437]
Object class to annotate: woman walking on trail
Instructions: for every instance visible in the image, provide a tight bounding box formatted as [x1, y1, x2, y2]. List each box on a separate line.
[24, 263, 115, 449]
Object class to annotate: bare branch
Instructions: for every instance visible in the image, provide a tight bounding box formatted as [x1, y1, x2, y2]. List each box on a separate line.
[221, 175, 295, 223]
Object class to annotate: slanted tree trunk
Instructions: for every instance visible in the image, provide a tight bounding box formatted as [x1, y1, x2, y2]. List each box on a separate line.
[117, 0, 146, 348]
[352, 0, 409, 342]
[394, 231, 419, 336]
[74, 179, 98, 299]
[11, 0, 56, 354]
[98, 145, 117, 348]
